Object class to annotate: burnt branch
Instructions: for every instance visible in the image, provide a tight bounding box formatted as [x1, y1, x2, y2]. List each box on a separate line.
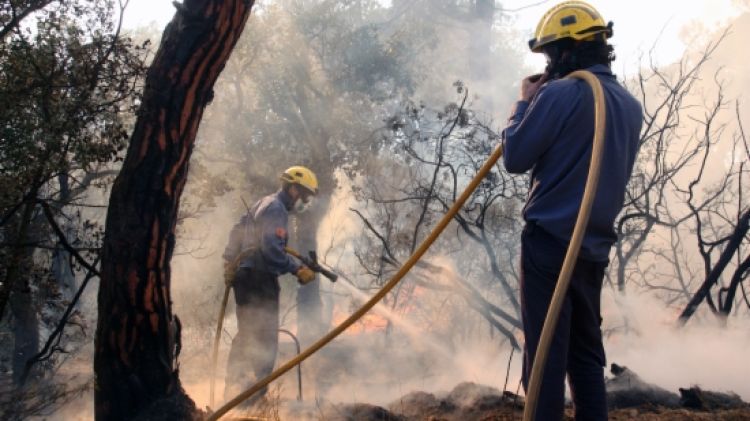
[39, 200, 101, 277]
[678, 208, 750, 325]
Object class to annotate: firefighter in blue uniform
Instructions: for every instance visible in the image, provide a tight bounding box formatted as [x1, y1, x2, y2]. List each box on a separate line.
[501, 2, 642, 419]
[222, 166, 318, 405]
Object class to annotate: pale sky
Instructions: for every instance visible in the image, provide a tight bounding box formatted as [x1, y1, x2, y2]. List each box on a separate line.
[121, 0, 744, 74]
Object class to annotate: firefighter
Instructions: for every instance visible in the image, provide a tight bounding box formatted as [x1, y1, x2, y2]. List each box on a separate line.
[501, 2, 642, 419]
[222, 166, 318, 406]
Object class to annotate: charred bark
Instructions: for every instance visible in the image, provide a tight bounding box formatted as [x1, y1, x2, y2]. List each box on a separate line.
[93, 1, 254, 420]
[719, 253, 750, 316]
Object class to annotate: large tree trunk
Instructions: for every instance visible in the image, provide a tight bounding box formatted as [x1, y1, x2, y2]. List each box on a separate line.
[94, 1, 254, 419]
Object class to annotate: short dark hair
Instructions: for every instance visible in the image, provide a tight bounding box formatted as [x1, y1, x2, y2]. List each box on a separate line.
[543, 36, 615, 79]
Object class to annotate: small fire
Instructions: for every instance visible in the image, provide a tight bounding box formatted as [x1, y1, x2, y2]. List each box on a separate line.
[331, 311, 389, 335]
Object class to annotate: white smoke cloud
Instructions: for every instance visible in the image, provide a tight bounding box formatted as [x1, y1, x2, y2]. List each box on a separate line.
[604, 290, 750, 400]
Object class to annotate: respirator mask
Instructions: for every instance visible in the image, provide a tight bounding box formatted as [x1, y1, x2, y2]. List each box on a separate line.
[293, 194, 314, 214]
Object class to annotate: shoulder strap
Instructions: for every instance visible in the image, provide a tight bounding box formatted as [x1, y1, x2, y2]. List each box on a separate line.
[242, 194, 278, 251]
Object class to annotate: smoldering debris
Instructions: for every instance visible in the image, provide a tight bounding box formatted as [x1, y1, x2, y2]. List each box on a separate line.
[315, 382, 518, 421]
[383, 382, 522, 421]
[325, 403, 406, 421]
[445, 382, 504, 408]
[297, 368, 750, 421]
[606, 363, 750, 412]
[606, 363, 681, 409]
[679, 386, 749, 411]
[387, 391, 457, 419]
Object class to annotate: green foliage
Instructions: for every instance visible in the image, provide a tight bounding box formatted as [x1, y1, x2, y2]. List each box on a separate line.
[0, 0, 147, 272]
[0, 0, 146, 214]
[0, 0, 147, 386]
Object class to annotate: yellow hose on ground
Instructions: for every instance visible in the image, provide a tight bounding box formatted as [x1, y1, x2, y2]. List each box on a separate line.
[209, 284, 232, 408]
[522, 70, 607, 421]
[207, 70, 605, 421]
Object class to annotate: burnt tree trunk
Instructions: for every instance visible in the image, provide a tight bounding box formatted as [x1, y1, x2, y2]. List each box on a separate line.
[719, 253, 750, 316]
[94, 1, 254, 420]
[678, 208, 750, 325]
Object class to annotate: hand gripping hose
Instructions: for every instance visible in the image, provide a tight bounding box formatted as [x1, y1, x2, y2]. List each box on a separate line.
[523, 70, 606, 421]
[207, 70, 605, 420]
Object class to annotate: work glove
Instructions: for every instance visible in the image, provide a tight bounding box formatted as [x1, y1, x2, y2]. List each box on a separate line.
[223, 263, 235, 287]
[296, 266, 315, 285]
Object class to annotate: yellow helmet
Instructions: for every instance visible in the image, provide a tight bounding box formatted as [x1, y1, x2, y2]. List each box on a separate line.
[280, 166, 318, 195]
[528, 1, 613, 53]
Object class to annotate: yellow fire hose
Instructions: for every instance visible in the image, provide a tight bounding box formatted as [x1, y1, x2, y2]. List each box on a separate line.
[207, 70, 605, 421]
[210, 283, 232, 408]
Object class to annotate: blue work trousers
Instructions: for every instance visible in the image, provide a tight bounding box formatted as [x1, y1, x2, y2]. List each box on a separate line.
[520, 223, 608, 421]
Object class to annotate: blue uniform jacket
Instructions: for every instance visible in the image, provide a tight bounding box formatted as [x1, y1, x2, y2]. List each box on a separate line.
[501, 65, 642, 261]
[223, 190, 301, 276]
